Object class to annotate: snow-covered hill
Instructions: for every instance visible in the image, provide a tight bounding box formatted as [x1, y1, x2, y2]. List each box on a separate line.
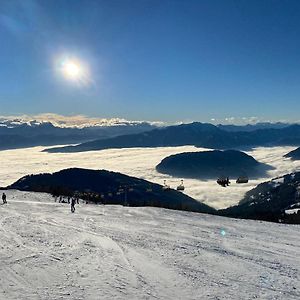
[0, 190, 299, 299]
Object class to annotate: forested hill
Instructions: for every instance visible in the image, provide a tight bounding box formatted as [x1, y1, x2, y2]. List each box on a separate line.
[6, 168, 215, 214]
[156, 150, 272, 179]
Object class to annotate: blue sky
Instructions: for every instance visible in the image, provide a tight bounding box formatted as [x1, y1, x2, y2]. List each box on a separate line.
[1, 0, 300, 123]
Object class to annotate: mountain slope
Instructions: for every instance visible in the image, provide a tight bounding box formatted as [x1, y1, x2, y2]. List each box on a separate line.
[284, 147, 300, 160]
[0, 190, 299, 299]
[45, 122, 300, 153]
[220, 172, 300, 223]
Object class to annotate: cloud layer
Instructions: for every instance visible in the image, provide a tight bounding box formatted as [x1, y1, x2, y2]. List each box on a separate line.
[1, 145, 300, 209]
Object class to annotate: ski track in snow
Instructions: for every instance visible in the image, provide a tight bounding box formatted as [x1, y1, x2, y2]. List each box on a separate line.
[0, 190, 299, 300]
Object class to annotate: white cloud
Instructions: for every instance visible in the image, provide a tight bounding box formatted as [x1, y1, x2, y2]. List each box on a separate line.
[0, 113, 165, 128]
[210, 116, 300, 125]
[1, 145, 300, 210]
[210, 116, 261, 125]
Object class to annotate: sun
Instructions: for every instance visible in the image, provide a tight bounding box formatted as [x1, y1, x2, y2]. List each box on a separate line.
[62, 60, 82, 79]
[56, 55, 91, 86]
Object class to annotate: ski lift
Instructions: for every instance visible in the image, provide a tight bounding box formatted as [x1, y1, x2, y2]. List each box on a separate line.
[236, 176, 249, 184]
[217, 177, 230, 187]
[176, 180, 185, 191]
[162, 180, 171, 191]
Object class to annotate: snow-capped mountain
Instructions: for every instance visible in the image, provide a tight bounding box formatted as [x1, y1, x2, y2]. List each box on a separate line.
[0, 118, 157, 150]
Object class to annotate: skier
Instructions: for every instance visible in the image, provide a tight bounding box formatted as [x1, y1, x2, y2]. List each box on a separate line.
[2, 192, 7, 204]
[71, 197, 76, 213]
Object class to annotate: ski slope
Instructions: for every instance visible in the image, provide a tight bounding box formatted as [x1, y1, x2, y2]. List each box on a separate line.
[0, 190, 299, 300]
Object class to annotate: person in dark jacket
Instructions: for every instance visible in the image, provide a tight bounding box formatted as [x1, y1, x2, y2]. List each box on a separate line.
[2, 193, 7, 204]
[71, 197, 76, 213]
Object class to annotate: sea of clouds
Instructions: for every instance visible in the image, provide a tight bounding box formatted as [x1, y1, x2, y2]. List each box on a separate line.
[0, 145, 300, 209]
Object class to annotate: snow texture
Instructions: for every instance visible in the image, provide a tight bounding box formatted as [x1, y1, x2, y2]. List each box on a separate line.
[285, 209, 300, 215]
[0, 190, 299, 299]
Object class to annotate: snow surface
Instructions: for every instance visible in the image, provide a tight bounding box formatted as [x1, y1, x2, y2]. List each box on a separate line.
[1, 146, 300, 209]
[285, 209, 300, 215]
[271, 177, 285, 184]
[0, 190, 299, 300]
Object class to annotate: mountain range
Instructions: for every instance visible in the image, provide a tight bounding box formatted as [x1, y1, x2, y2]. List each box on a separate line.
[45, 122, 300, 153]
[0, 120, 155, 150]
[217, 122, 290, 132]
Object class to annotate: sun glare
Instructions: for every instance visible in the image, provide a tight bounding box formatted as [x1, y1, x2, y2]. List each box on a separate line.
[63, 61, 81, 79]
[56, 55, 91, 86]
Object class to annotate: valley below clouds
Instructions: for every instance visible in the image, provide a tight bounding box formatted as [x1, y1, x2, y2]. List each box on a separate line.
[0, 145, 300, 209]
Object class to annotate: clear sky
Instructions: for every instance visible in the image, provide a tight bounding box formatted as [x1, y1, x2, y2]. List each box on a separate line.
[1, 0, 300, 123]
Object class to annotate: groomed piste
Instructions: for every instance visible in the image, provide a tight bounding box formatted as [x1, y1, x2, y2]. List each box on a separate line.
[0, 190, 299, 299]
